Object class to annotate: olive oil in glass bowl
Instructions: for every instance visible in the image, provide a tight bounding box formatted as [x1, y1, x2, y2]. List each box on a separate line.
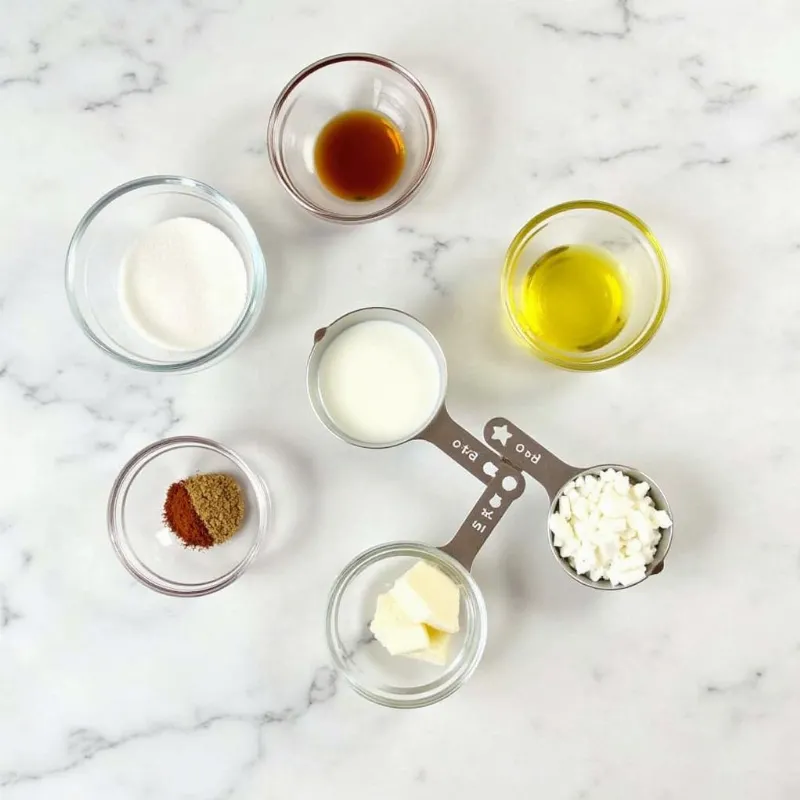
[502, 201, 669, 371]
[520, 244, 628, 353]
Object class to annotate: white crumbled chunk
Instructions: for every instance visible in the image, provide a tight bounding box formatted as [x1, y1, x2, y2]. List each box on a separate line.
[625, 538, 643, 554]
[572, 497, 590, 521]
[653, 510, 672, 529]
[549, 514, 575, 547]
[613, 473, 631, 495]
[600, 494, 629, 518]
[572, 519, 591, 540]
[560, 538, 579, 558]
[566, 488, 580, 504]
[573, 544, 599, 576]
[550, 468, 671, 587]
[627, 510, 652, 539]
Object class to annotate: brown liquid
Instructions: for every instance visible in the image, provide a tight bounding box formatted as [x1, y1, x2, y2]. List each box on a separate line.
[313, 110, 405, 201]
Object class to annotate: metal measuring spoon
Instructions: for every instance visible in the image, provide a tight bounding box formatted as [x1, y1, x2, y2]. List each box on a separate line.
[483, 417, 674, 590]
[307, 308, 526, 572]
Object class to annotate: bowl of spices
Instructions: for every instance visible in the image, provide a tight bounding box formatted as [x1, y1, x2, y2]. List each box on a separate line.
[502, 200, 669, 370]
[66, 176, 267, 372]
[267, 53, 437, 223]
[108, 436, 270, 596]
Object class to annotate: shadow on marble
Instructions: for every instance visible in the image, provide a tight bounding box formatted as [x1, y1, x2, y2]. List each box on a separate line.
[382, 50, 497, 213]
[419, 254, 574, 409]
[646, 456, 713, 575]
[621, 198, 730, 361]
[476, 503, 598, 667]
[214, 428, 320, 576]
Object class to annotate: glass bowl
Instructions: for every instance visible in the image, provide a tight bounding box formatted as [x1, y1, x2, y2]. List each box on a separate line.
[502, 200, 669, 370]
[108, 436, 270, 596]
[326, 541, 487, 708]
[267, 53, 437, 223]
[65, 176, 267, 372]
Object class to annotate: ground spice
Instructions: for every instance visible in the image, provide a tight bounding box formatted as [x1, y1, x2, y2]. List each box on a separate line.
[184, 473, 245, 544]
[163, 482, 214, 549]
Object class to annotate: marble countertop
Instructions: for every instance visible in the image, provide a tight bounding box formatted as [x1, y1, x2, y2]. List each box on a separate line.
[2, 0, 799, 797]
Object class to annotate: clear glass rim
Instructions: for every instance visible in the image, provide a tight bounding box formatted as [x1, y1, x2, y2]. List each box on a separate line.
[547, 464, 674, 591]
[266, 52, 438, 224]
[502, 200, 670, 371]
[64, 175, 268, 373]
[326, 541, 487, 709]
[107, 435, 271, 597]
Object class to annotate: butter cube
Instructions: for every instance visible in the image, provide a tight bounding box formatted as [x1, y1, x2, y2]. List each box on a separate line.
[369, 593, 430, 655]
[404, 627, 451, 666]
[390, 561, 460, 634]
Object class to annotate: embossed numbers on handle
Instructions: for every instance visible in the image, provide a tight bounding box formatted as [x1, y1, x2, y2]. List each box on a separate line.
[483, 417, 579, 500]
[440, 467, 525, 571]
[418, 406, 513, 486]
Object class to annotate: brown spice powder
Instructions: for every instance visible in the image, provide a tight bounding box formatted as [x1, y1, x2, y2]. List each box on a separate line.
[183, 473, 245, 544]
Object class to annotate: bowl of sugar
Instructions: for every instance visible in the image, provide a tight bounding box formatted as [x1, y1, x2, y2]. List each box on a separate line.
[65, 175, 267, 372]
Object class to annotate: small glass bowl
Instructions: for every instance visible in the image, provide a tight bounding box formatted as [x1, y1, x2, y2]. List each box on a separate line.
[327, 542, 487, 708]
[267, 53, 437, 224]
[65, 176, 267, 373]
[108, 436, 270, 597]
[502, 201, 669, 371]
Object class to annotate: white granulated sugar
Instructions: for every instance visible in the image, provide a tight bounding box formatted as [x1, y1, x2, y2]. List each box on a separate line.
[549, 468, 672, 587]
[120, 217, 247, 351]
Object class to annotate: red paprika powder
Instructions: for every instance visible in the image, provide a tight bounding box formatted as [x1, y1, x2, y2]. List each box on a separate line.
[164, 482, 214, 549]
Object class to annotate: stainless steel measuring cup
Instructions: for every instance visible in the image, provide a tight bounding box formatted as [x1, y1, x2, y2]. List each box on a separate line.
[307, 307, 673, 588]
[307, 307, 527, 570]
[482, 417, 674, 590]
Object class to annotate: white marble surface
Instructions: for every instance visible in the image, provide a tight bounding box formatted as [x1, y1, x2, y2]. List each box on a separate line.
[2, 0, 799, 797]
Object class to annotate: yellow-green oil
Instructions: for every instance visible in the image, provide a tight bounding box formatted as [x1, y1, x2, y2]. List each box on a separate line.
[518, 245, 628, 352]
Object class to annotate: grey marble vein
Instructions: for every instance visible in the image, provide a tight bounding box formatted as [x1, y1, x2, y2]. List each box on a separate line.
[0, 62, 49, 89]
[704, 669, 765, 696]
[0, 667, 338, 790]
[397, 227, 470, 295]
[0, 363, 181, 442]
[530, 0, 682, 40]
[80, 38, 165, 112]
[681, 156, 731, 168]
[591, 144, 662, 164]
[0, 589, 22, 629]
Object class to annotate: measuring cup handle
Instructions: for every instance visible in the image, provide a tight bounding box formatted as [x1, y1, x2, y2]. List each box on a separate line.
[483, 417, 579, 499]
[440, 470, 525, 571]
[418, 406, 517, 486]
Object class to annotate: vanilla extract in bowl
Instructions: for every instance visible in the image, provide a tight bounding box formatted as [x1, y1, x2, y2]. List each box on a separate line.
[314, 110, 406, 202]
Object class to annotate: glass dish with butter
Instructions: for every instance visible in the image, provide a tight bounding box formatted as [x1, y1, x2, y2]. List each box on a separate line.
[326, 542, 487, 709]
